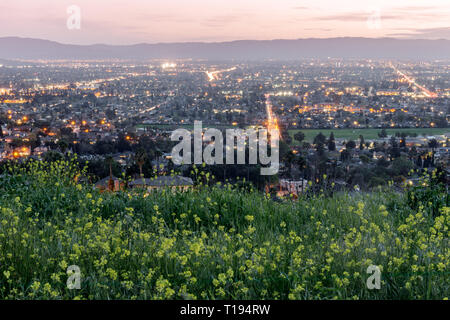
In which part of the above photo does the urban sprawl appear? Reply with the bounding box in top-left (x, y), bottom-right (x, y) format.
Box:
top-left (0, 59), bottom-right (448, 194)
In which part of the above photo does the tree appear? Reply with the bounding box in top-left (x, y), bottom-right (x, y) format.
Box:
top-left (340, 149), bottom-right (351, 162)
top-left (359, 135), bottom-right (365, 150)
top-left (428, 139), bottom-right (439, 151)
top-left (296, 155), bottom-right (306, 170)
top-left (400, 136), bottom-right (406, 148)
top-left (105, 155), bottom-right (115, 191)
top-left (315, 142), bottom-right (326, 158)
top-left (392, 157), bottom-right (414, 176)
top-left (313, 132), bottom-right (326, 145)
top-left (296, 155), bottom-right (308, 188)
top-left (388, 137), bottom-right (401, 160)
top-left (283, 151), bottom-right (296, 178)
top-left (377, 157), bottom-right (390, 167)
top-left (105, 155), bottom-right (114, 178)
top-left (369, 176), bottom-right (386, 188)
top-left (278, 140), bottom-right (291, 164)
top-left (390, 136), bottom-right (397, 147)
top-left (0, 115), bottom-right (5, 138)
top-left (294, 132), bottom-right (305, 144)
top-left (328, 132), bottom-right (336, 151)
top-left (283, 133), bottom-right (292, 145)
top-left (94, 140), bottom-right (114, 155)
top-left (378, 129), bottom-right (387, 138)
top-left (116, 133), bottom-right (132, 152)
top-left (29, 135), bottom-right (41, 152)
top-left (57, 140), bottom-right (69, 154)
top-left (346, 140), bottom-right (356, 150)
top-left (302, 142), bottom-right (311, 150)
top-left (134, 148), bottom-right (147, 178)
top-left (43, 150), bottom-right (63, 162)
top-left (359, 154), bottom-right (371, 163)
top-left (60, 127), bottom-right (74, 140)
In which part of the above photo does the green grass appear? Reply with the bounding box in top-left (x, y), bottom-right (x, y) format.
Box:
top-left (136, 123), bottom-right (235, 130)
top-left (136, 124), bottom-right (194, 129)
top-left (289, 128), bottom-right (449, 143)
top-left (0, 159), bottom-right (448, 300)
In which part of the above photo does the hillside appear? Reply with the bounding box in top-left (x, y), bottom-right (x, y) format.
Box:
top-left (1, 37), bottom-right (450, 60)
top-left (0, 159), bottom-right (448, 299)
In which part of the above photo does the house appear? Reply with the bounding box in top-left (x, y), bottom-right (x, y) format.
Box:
top-left (276, 179), bottom-right (309, 197)
top-left (129, 175), bottom-right (193, 191)
top-left (94, 176), bottom-right (125, 192)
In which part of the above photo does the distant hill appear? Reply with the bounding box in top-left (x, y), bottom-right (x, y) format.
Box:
top-left (0, 57), bottom-right (30, 66)
top-left (0, 37), bottom-right (449, 60)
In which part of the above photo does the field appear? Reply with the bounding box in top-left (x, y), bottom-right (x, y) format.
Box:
top-left (288, 128), bottom-right (449, 143)
top-left (0, 160), bottom-right (448, 300)
top-left (135, 124), bottom-right (449, 143)
top-left (136, 124), bottom-right (195, 130)
top-left (136, 123), bottom-right (235, 130)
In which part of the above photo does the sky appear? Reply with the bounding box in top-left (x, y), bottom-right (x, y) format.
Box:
top-left (0, 0), bottom-right (449, 45)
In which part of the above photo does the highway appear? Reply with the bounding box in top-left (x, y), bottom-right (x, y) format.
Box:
top-left (204, 66), bottom-right (279, 135)
top-left (389, 62), bottom-right (438, 98)
top-left (264, 94), bottom-right (279, 133)
top-left (205, 67), bottom-right (237, 81)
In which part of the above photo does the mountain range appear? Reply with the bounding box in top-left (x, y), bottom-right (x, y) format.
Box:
top-left (0, 37), bottom-right (449, 60)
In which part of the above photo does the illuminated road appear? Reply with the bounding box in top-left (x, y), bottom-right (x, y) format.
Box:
top-left (205, 67), bottom-right (237, 81)
top-left (390, 62), bottom-right (438, 98)
top-left (139, 104), bottom-right (160, 114)
top-left (264, 94), bottom-right (279, 133)
top-left (203, 66), bottom-right (279, 135)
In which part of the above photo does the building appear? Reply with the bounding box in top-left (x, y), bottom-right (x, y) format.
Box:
top-left (129, 175), bottom-right (194, 192)
top-left (94, 176), bottom-right (125, 192)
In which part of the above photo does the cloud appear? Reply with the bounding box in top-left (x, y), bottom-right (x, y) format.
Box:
top-left (395, 6), bottom-right (440, 11)
top-left (132, 13), bottom-right (194, 24)
top-left (201, 15), bottom-right (242, 28)
top-left (292, 6), bottom-right (310, 10)
top-left (311, 5), bottom-right (448, 22)
top-left (315, 13), bottom-right (377, 22)
top-left (304, 28), bottom-right (332, 32)
top-left (314, 12), bottom-right (444, 22)
top-left (388, 27), bottom-right (450, 39)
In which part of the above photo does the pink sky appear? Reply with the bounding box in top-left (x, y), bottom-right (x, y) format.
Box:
top-left (0, 0), bottom-right (449, 44)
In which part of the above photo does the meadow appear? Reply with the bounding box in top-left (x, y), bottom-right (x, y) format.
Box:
top-left (136, 123), bottom-right (235, 130)
top-left (288, 128), bottom-right (449, 143)
top-left (0, 159), bottom-right (448, 300)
